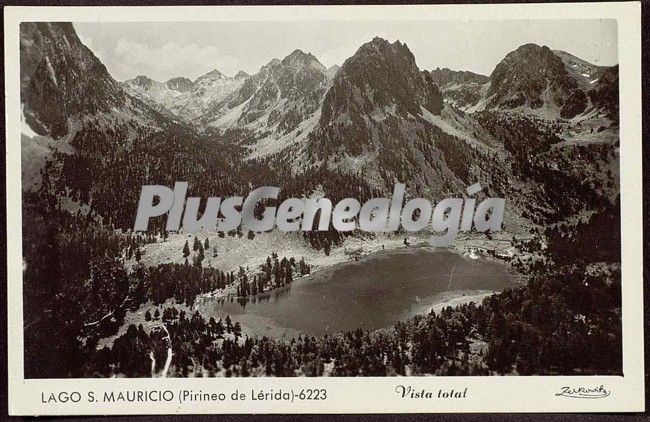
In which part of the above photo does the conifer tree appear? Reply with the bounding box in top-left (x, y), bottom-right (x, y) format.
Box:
top-left (225, 315), bottom-right (232, 333)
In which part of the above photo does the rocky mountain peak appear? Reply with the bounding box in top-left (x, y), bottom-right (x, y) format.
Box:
top-left (307, 35), bottom-right (446, 188)
top-left (490, 43), bottom-right (564, 84)
top-left (129, 75), bottom-right (156, 90)
top-left (356, 37), bottom-right (413, 64)
top-left (225, 49), bottom-right (329, 133)
top-left (487, 43), bottom-right (587, 117)
top-left (284, 48), bottom-right (308, 60)
top-left (234, 70), bottom-right (250, 79)
top-left (319, 36), bottom-right (443, 128)
top-left (194, 69), bottom-right (225, 83)
top-left (281, 49), bottom-right (326, 71)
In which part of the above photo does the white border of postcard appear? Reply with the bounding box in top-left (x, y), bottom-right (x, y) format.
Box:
top-left (5, 2), bottom-right (643, 415)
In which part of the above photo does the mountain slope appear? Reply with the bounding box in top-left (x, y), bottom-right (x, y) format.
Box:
top-left (304, 37), bottom-right (477, 195)
top-left (431, 45), bottom-right (618, 122)
top-left (199, 49), bottom-right (333, 157)
top-left (429, 67), bottom-right (489, 109)
top-left (485, 44), bottom-right (588, 118)
top-left (587, 65), bottom-right (619, 120)
top-left (122, 75), bottom-right (190, 119)
top-left (122, 70), bottom-right (247, 121)
top-left (20, 22), bottom-right (180, 191)
top-left (553, 50), bottom-right (609, 90)
top-left (20, 22), bottom-right (162, 139)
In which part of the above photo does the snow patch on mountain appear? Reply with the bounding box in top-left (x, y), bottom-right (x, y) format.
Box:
top-left (248, 110), bottom-right (321, 159)
top-left (421, 106), bottom-right (475, 144)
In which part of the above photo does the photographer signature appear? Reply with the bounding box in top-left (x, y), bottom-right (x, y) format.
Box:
top-left (555, 385), bottom-right (611, 399)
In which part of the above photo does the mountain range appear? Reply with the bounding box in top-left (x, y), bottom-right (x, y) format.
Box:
top-left (21, 23), bottom-right (618, 148)
top-left (122, 69), bottom-right (248, 121)
top-left (430, 44), bottom-right (618, 120)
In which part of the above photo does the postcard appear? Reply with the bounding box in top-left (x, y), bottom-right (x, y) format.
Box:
top-left (5, 2), bottom-right (644, 415)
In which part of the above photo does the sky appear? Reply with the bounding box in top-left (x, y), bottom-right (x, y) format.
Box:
top-left (75, 20), bottom-right (618, 83)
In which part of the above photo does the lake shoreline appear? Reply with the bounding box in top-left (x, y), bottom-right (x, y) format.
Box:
top-left (102, 235), bottom-right (524, 348)
top-left (423, 289), bottom-right (495, 315)
top-left (200, 246), bottom-right (515, 340)
top-left (227, 289), bottom-right (497, 341)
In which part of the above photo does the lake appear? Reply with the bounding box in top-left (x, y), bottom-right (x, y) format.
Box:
top-left (199, 247), bottom-right (515, 338)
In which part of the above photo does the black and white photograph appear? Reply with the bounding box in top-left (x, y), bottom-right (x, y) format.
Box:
top-left (6, 2), bottom-right (644, 415)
